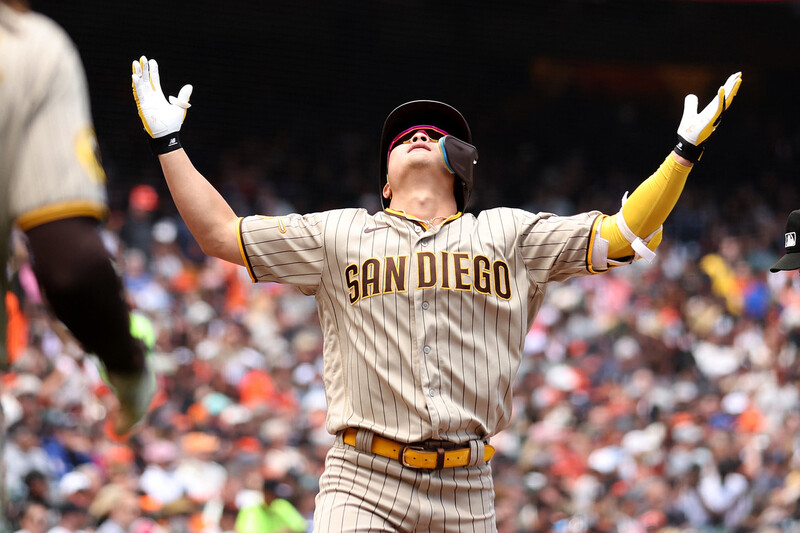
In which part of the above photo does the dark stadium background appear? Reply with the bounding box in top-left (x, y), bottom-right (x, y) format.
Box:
top-left (31, 1), bottom-right (800, 225)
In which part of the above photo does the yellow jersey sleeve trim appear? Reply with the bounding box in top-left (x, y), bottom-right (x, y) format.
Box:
top-left (237, 217), bottom-right (257, 283)
top-left (15, 200), bottom-right (107, 232)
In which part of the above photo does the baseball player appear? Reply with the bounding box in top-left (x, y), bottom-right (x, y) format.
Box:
top-left (131, 55), bottom-right (741, 532)
top-left (0, 0), bottom-right (154, 457)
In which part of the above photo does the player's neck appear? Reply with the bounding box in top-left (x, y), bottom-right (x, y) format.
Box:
top-left (388, 192), bottom-right (458, 225)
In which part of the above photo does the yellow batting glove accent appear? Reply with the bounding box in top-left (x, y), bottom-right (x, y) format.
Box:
top-left (131, 61), bottom-right (154, 138)
top-left (695, 72), bottom-right (743, 145)
top-left (694, 86), bottom-right (726, 146)
top-left (722, 71), bottom-right (742, 108)
top-left (131, 55), bottom-right (192, 139)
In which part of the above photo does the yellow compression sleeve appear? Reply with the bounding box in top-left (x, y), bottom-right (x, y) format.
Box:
top-left (599, 154), bottom-right (693, 259)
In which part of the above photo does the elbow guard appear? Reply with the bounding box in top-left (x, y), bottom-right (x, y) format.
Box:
top-left (615, 192), bottom-right (662, 264)
top-left (590, 194), bottom-right (665, 271)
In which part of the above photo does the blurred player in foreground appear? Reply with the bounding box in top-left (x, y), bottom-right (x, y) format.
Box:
top-left (132, 54), bottom-right (740, 532)
top-left (1, 3), bottom-right (155, 521)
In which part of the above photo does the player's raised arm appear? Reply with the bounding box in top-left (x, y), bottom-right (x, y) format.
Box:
top-left (590, 72), bottom-right (742, 271)
top-left (131, 56), bottom-right (243, 266)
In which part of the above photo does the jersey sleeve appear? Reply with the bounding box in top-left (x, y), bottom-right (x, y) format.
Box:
top-left (239, 213), bottom-right (326, 293)
top-left (516, 209), bottom-right (602, 284)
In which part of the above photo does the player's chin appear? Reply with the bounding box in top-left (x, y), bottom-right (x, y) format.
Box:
top-left (407, 153), bottom-right (445, 172)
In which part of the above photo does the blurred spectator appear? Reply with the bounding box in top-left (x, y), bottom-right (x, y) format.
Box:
top-left (234, 478), bottom-right (306, 533)
top-left (218, 503), bottom-right (239, 533)
top-left (4, 422), bottom-right (53, 501)
top-left (138, 439), bottom-right (183, 507)
top-left (56, 471), bottom-right (93, 511)
top-left (99, 449), bottom-right (135, 489)
top-left (23, 471), bottom-right (52, 507)
top-left (120, 185), bottom-right (159, 260)
top-left (121, 248), bottom-right (172, 314)
top-left (39, 414), bottom-right (92, 481)
top-left (46, 502), bottom-right (89, 533)
top-left (14, 500), bottom-right (50, 533)
top-left (89, 484), bottom-right (140, 533)
top-left (157, 497), bottom-right (199, 533)
top-left (174, 432), bottom-right (227, 504)
top-left (688, 456), bottom-right (752, 529)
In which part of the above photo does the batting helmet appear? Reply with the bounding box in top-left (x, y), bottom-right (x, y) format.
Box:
top-left (379, 100), bottom-right (476, 211)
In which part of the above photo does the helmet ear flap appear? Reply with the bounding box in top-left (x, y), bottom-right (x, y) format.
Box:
top-left (440, 136), bottom-right (478, 210)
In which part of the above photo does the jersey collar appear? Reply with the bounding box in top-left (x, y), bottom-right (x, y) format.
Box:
top-left (384, 208), bottom-right (463, 231)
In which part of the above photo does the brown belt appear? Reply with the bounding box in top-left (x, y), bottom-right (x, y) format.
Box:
top-left (342, 428), bottom-right (495, 469)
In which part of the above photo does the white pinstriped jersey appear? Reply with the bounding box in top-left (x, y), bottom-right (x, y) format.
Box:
top-left (1, 4), bottom-right (107, 364)
top-left (0, 5), bottom-right (107, 232)
top-left (240, 207), bottom-right (601, 444)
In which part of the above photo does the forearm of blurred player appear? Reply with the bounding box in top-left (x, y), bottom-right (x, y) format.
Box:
top-left (157, 149), bottom-right (244, 266)
top-left (26, 218), bottom-right (144, 374)
top-left (598, 151), bottom-right (693, 259)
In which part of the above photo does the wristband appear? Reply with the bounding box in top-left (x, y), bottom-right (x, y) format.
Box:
top-left (674, 135), bottom-right (704, 163)
top-left (148, 133), bottom-right (182, 155)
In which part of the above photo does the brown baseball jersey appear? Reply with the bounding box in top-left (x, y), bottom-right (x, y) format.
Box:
top-left (240, 206), bottom-right (601, 443)
top-left (1, 5), bottom-right (107, 364)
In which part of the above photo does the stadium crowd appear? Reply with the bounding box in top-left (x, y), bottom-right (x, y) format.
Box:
top-left (4, 73), bottom-right (800, 533)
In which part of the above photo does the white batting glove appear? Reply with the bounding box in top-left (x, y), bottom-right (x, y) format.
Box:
top-left (131, 55), bottom-right (193, 154)
top-left (674, 71), bottom-right (742, 163)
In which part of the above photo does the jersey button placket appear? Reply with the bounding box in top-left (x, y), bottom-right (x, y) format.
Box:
top-left (415, 232), bottom-right (442, 429)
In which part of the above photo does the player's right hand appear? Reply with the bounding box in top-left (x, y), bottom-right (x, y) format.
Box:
top-left (132, 56), bottom-right (192, 152)
top-left (674, 71), bottom-right (742, 163)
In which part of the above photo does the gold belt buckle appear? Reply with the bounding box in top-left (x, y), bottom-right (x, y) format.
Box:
top-left (401, 445), bottom-right (448, 469)
top-left (401, 445), bottom-right (429, 469)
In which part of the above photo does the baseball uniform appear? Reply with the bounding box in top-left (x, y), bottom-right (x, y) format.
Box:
top-left (0, 3), bottom-right (107, 366)
top-left (130, 54), bottom-right (739, 531)
top-left (240, 206), bottom-right (601, 532)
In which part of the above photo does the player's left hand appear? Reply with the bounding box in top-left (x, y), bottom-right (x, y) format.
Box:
top-left (674, 71), bottom-right (742, 163)
top-left (132, 56), bottom-right (193, 153)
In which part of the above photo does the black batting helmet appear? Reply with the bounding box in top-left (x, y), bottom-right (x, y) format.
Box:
top-left (379, 100), bottom-right (475, 211)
